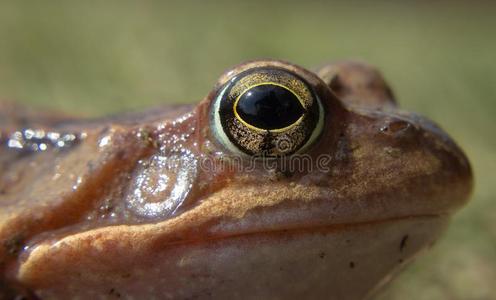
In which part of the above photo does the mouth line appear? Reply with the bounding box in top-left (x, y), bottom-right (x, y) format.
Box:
top-left (20, 214), bottom-right (443, 257)
top-left (16, 214), bottom-right (444, 269)
top-left (163, 213), bottom-right (442, 247)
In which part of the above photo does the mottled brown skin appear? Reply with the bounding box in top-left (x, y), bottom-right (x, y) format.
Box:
top-left (0, 60), bottom-right (472, 299)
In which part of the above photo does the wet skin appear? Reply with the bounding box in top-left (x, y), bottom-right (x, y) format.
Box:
top-left (0, 60), bottom-right (472, 299)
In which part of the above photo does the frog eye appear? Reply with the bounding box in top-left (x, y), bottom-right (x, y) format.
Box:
top-left (210, 67), bottom-right (324, 156)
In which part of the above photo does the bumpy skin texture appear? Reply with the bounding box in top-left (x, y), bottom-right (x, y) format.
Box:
top-left (0, 60), bottom-right (472, 299)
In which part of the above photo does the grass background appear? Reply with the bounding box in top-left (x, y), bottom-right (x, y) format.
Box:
top-left (0, 1), bottom-right (494, 299)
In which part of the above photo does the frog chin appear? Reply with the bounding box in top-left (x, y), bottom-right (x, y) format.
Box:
top-left (174, 215), bottom-right (449, 300)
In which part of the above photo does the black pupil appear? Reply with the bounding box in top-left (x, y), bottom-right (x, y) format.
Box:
top-left (235, 84), bottom-right (305, 130)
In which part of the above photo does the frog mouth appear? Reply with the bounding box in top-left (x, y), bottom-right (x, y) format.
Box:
top-left (157, 213), bottom-right (445, 247)
top-left (20, 213), bottom-right (445, 267)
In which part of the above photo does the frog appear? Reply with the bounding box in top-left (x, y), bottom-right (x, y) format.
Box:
top-left (0, 59), bottom-right (472, 299)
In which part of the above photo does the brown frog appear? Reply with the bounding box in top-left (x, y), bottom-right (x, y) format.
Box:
top-left (0, 60), bottom-right (472, 299)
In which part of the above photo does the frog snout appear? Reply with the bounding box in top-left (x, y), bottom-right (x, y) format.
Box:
top-left (383, 112), bottom-right (473, 213)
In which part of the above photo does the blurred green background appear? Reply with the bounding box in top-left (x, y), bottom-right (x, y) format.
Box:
top-left (0, 1), bottom-right (494, 299)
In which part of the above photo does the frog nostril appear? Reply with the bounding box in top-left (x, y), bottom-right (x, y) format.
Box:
top-left (380, 120), bottom-right (412, 136)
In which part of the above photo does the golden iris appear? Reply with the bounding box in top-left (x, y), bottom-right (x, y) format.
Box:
top-left (211, 67), bottom-right (324, 157)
